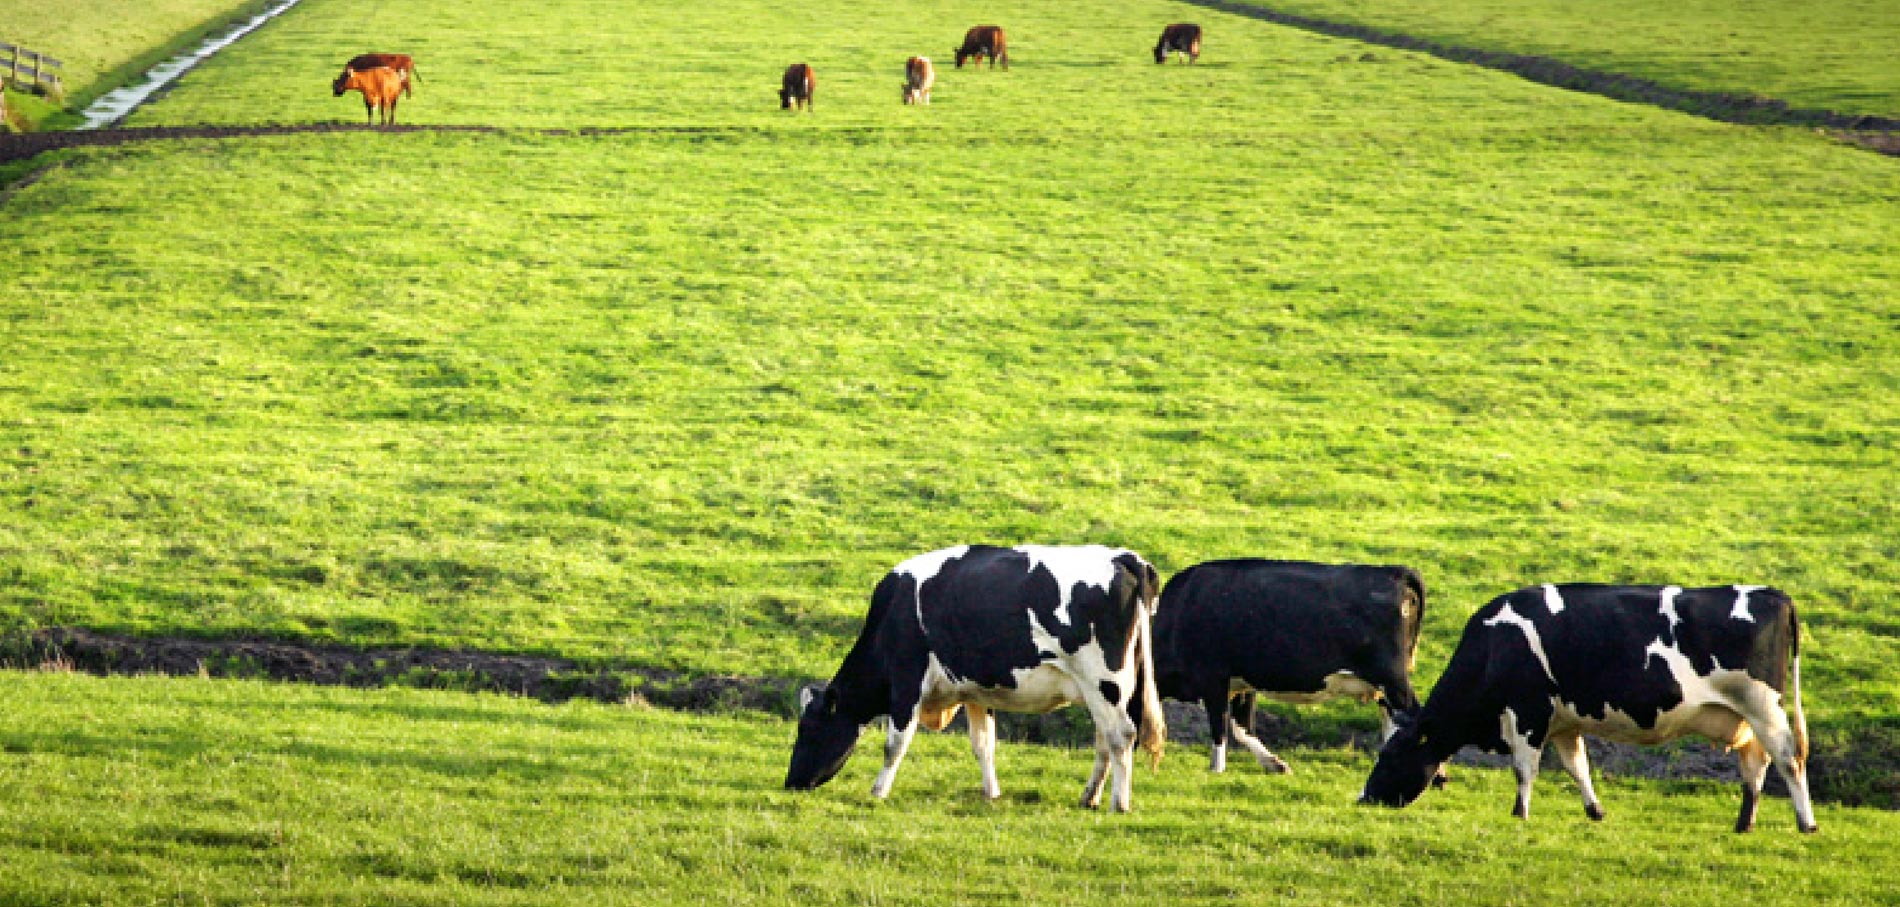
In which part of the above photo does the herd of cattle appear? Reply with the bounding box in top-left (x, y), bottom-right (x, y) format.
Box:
top-left (330, 23), bottom-right (1205, 123)
top-left (785, 545), bottom-right (1818, 834)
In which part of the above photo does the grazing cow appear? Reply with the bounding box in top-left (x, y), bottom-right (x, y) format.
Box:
top-left (1154, 560), bottom-right (1427, 775)
top-left (1154, 24), bottom-right (1202, 64)
top-left (335, 53), bottom-right (419, 98)
top-left (903, 56), bottom-right (936, 105)
top-left (954, 26), bottom-right (1008, 69)
top-left (785, 545), bottom-right (1166, 812)
top-left (779, 62), bottom-right (815, 111)
top-left (1361, 584), bottom-right (1816, 834)
top-left (333, 66), bottom-right (405, 125)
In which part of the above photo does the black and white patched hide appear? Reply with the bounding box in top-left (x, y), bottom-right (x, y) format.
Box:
top-left (784, 544), bottom-right (1165, 812)
top-left (1154, 559), bottom-right (1426, 775)
top-left (1361, 584), bottom-right (1815, 833)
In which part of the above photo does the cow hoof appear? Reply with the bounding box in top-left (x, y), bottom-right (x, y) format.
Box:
top-left (1735, 819), bottom-right (1754, 834)
top-left (1585, 804), bottom-right (1605, 822)
top-left (1800, 823), bottom-right (1819, 835)
top-left (1260, 757), bottom-right (1291, 774)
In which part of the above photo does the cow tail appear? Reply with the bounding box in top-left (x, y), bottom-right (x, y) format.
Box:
top-left (1133, 562), bottom-right (1166, 769)
top-left (1789, 602), bottom-right (1809, 764)
top-left (1401, 567), bottom-right (1427, 674)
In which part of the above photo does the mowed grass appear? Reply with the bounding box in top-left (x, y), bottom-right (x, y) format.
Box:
top-left (1234, 0), bottom-right (1900, 119)
top-left (0, 0), bottom-right (273, 125)
top-left (5, 0), bottom-right (1899, 715)
top-left (1, 673), bottom-right (1894, 906)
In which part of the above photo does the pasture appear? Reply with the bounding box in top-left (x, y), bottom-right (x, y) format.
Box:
top-left (1, 0), bottom-right (1898, 898)
top-left (3, 672), bottom-right (1897, 906)
top-left (1231, 0), bottom-right (1900, 119)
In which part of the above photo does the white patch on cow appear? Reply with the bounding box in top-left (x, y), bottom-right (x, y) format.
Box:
top-left (1234, 670), bottom-right (1380, 706)
top-left (1541, 584), bottom-right (1565, 615)
top-left (1658, 585), bottom-right (1683, 635)
top-left (1731, 585), bottom-right (1764, 622)
top-left (1014, 544), bottom-right (1127, 626)
top-left (896, 545), bottom-right (970, 633)
top-left (1482, 603), bottom-right (1555, 682)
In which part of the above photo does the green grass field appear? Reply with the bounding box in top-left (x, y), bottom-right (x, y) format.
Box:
top-left (2, 0), bottom-right (1898, 896)
top-left (1236, 0), bottom-right (1900, 119)
top-left (3, 673), bottom-right (1894, 906)
top-left (0, 0), bottom-right (274, 128)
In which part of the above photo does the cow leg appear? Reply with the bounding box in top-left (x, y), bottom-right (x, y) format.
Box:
top-left (1744, 711), bottom-right (1818, 833)
top-left (1734, 738), bottom-right (1770, 833)
top-left (363, 99), bottom-right (373, 125)
top-left (966, 704), bottom-right (1001, 800)
top-left (1201, 689), bottom-right (1231, 773)
top-left (1501, 708), bottom-right (1544, 819)
top-left (1226, 693), bottom-right (1291, 774)
top-left (1550, 732), bottom-right (1604, 821)
top-left (870, 707), bottom-right (921, 799)
top-left (1080, 688), bottom-right (1138, 812)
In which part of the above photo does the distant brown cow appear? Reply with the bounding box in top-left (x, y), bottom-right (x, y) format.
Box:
top-left (903, 56), bottom-right (935, 105)
top-left (954, 26), bottom-right (1007, 69)
top-left (780, 63), bottom-right (815, 111)
top-left (335, 53), bottom-right (419, 98)
top-left (1154, 24), bottom-right (1202, 64)
top-left (334, 66), bottom-right (405, 125)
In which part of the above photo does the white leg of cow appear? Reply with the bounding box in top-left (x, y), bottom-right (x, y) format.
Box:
top-left (966, 704), bottom-right (1001, 800)
top-left (1080, 692), bottom-right (1138, 812)
top-left (1501, 709), bottom-right (1542, 820)
top-left (1227, 718), bottom-right (1291, 774)
top-left (1734, 738), bottom-right (1771, 833)
top-left (1549, 732), bottom-right (1604, 821)
top-left (1081, 746), bottom-right (1110, 809)
top-left (1208, 738), bottom-right (1227, 774)
top-left (1732, 686), bottom-right (1818, 833)
top-left (870, 708), bottom-right (921, 799)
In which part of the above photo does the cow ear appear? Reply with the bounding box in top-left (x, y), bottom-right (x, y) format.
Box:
top-left (798, 685), bottom-right (822, 712)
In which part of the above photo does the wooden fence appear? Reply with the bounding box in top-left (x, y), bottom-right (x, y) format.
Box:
top-left (0, 41), bottom-right (64, 97)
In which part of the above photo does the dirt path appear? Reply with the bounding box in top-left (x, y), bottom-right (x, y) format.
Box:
top-left (11, 626), bottom-right (1893, 807)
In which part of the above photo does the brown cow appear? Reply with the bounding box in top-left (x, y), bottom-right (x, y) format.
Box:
top-left (335, 53), bottom-right (420, 98)
top-left (902, 56), bottom-right (935, 105)
top-left (1154, 24), bottom-right (1202, 64)
top-left (780, 63), bottom-right (815, 111)
top-left (334, 66), bottom-right (405, 125)
top-left (954, 26), bottom-right (1007, 69)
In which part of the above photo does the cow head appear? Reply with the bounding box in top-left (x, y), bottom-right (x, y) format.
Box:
top-left (784, 685), bottom-right (860, 790)
top-left (779, 87), bottom-right (792, 110)
top-left (1359, 711), bottom-right (1445, 807)
top-left (1153, 43), bottom-right (1169, 64)
top-left (332, 67), bottom-right (354, 97)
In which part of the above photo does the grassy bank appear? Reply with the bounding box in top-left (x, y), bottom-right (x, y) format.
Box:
top-left (0, 0), bottom-right (278, 129)
top-left (1225, 0), bottom-right (1900, 119)
top-left (1, 673), bottom-right (1892, 906)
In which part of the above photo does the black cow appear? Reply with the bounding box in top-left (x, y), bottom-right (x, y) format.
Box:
top-left (1362, 584), bottom-right (1816, 834)
top-left (954, 25), bottom-right (1008, 70)
top-left (1154, 23), bottom-right (1202, 64)
top-left (1153, 560), bottom-right (1426, 774)
top-left (785, 545), bottom-right (1166, 812)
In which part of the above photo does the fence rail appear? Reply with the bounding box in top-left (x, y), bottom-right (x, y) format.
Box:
top-left (0, 41), bottom-right (65, 97)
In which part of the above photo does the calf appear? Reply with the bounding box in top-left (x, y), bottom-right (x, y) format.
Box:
top-left (338, 53), bottom-right (419, 98)
top-left (1361, 584), bottom-right (1816, 833)
top-left (903, 56), bottom-right (935, 105)
top-left (954, 26), bottom-right (1008, 69)
top-left (1154, 24), bottom-right (1202, 64)
top-left (785, 545), bottom-right (1166, 812)
top-left (332, 66), bottom-right (405, 125)
top-left (1154, 559), bottom-right (1426, 774)
top-left (779, 62), bottom-right (815, 111)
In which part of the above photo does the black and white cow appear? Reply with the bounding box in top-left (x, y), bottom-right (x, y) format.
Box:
top-left (1153, 559), bottom-right (1427, 774)
top-left (1361, 584), bottom-right (1816, 833)
top-left (785, 545), bottom-right (1166, 812)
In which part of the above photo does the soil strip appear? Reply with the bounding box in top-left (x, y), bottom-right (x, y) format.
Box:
top-left (11, 626), bottom-right (1893, 807)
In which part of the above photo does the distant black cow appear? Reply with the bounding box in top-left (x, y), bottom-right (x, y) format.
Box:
top-left (1154, 24), bottom-right (1202, 64)
top-left (1153, 559), bottom-right (1426, 775)
top-left (955, 25), bottom-right (1008, 69)
top-left (1362, 584), bottom-right (1816, 833)
top-left (785, 545), bottom-right (1166, 812)
top-left (779, 62), bottom-right (815, 111)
